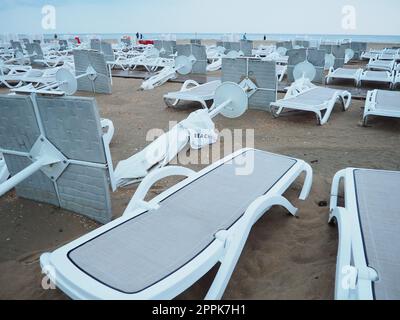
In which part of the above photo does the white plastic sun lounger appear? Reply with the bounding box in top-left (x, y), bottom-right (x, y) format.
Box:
top-left (326, 68), bottom-right (362, 86)
top-left (163, 80), bottom-right (221, 108)
top-left (270, 79), bottom-right (352, 125)
top-left (329, 168), bottom-right (400, 300)
top-left (0, 67), bottom-right (60, 89)
top-left (360, 51), bottom-right (379, 61)
top-left (40, 148), bottom-right (312, 300)
top-left (366, 58), bottom-right (395, 72)
top-left (379, 53), bottom-right (398, 61)
top-left (359, 70), bottom-right (394, 88)
top-left (362, 90), bottom-right (400, 126)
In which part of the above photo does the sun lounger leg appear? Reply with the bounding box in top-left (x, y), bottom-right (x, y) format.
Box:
top-left (299, 163), bottom-right (313, 200)
top-left (329, 169), bottom-right (346, 220)
top-left (340, 91), bottom-right (352, 111)
top-left (362, 90), bottom-right (375, 127)
top-left (330, 207), bottom-right (353, 300)
top-left (205, 195), bottom-right (297, 300)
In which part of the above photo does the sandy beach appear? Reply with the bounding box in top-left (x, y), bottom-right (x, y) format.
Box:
top-left (1, 40), bottom-right (400, 300)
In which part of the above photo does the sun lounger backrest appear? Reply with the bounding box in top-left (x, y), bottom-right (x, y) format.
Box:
top-left (320, 44), bottom-right (346, 69)
top-left (190, 39), bottom-right (201, 45)
top-left (99, 41), bottom-right (115, 62)
top-left (31, 42), bottom-right (44, 60)
top-left (0, 94), bottom-right (112, 223)
top-left (176, 44), bottom-right (207, 74)
top-left (154, 40), bottom-right (176, 58)
top-left (10, 41), bottom-right (23, 54)
top-left (216, 41), bottom-right (227, 53)
top-left (354, 169), bottom-right (400, 299)
top-left (294, 40), bottom-right (310, 48)
top-left (90, 39), bottom-right (101, 51)
top-left (350, 42), bottom-right (367, 60)
top-left (287, 48), bottom-right (325, 83)
top-left (25, 43), bottom-right (37, 64)
top-left (276, 41), bottom-right (293, 50)
top-left (121, 38), bottom-right (131, 47)
top-left (239, 40), bottom-right (253, 56)
top-left (216, 41), bottom-right (253, 56)
top-left (332, 45), bottom-right (346, 68)
top-left (73, 49), bottom-right (112, 94)
top-left (222, 57), bottom-right (277, 111)
top-left (90, 40), bottom-right (115, 62)
top-left (59, 40), bottom-right (68, 51)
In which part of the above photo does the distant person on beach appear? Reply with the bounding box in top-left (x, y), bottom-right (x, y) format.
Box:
top-left (54, 34), bottom-right (58, 40)
top-left (136, 32), bottom-right (139, 40)
top-left (263, 35), bottom-right (266, 41)
top-left (140, 33), bottom-right (143, 39)
top-left (243, 33), bottom-right (247, 40)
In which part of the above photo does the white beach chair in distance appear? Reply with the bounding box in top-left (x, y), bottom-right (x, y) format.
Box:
top-left (366, 58), bottom-right (395, 72)
top-left (141, 44), bottom-right (207, 90)
top-left (0, 67), bottom-right (62, 89)
top-left (362, 90), bottom-right (400, 126)
top-left (40, 148), bottom-right (312, 300)
top-left (163, 80), bottom-right (222, 108)
top-left (360, 50), bottom-right (379, 61)
top-left (326, 67), bottom-right (362, 86)
top-left (270, 63), bottom-right (352, 125)
top-left (359, 70), bottom-right (394, 89)
top-left (329, 168), bottom-right (400, 300)
top-left (261, 53), bottom-right (288, 82)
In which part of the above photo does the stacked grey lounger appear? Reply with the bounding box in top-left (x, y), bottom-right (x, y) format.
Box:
top-left (222, 57), bottom-right (277, 112)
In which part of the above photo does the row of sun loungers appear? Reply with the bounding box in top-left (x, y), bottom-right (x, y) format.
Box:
top-left (0, 86), bottom-right (397, 299)
top-left (1, 37), bottom-right (399, 300)
top-left (326, 66), bottom-right (399, 88)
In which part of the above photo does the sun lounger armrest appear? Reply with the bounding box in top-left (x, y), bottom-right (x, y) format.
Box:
top-left (124, 166), bottom-right (196, 215)
top-left (330, 207), bottom-right (353, 300)
top-left (100, 118), bottom-right (114, 145)
top-left (181, 79), bottom-right (200, 92)
top-left (206, 195), bottom-right (298, 299)
top-left (329, 169), bottom-right (347, 212)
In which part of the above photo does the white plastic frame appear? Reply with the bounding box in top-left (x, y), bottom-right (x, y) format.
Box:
top-left (40, 148), bottom-right (312, 300)
top-left (329, 168), bottom-right (380, 300)
top-left (270, 80), bottom-right (352, 125)
top-left (163, 80), bottom-right (222, 109)
top-left (326, 67), bottom-right (362, 86)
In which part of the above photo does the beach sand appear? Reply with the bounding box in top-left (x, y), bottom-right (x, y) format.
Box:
top-left (1, 44), bottom-right (400, 300)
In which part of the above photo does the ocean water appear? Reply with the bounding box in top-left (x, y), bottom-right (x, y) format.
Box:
top-left (41, 33), bottom-right (400, 44)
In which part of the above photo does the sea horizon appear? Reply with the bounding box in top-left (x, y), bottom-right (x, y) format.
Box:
top-left (7, 32), bottom-right (400, 44)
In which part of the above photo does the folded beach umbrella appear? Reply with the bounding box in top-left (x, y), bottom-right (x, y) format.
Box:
top-left (114, 109), bottom-right (217, 187)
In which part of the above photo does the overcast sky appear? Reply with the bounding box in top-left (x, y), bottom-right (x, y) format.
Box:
top-left (1, 0), bottom-right (399, 35)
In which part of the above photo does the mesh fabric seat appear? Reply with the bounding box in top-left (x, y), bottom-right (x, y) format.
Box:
top-left (354, 169), bottom-right (400, 299)
top-left (68, 150), bottom-right (297, 294)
